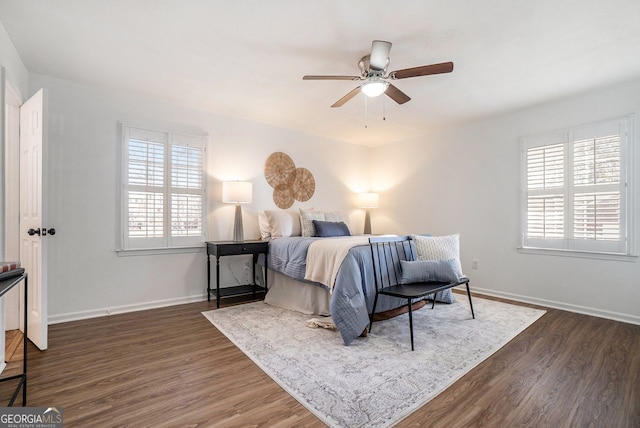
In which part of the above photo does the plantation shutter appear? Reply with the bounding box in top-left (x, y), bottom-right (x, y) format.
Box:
top-left (128, 140), bottom-right (164, 238)
top-left (526, 143), bottom-right (564, 241)
top-left (122, 126), bottom-right (206, 250)
top-left (521, 117), bottom-right (630, 255)
top-left (170, 134), bottom-right (205, 245)
top-left (573, 136), bottom-right (621, 242)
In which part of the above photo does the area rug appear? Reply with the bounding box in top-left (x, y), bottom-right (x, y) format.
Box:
top-left (203, 297), bottom-right (545, 427)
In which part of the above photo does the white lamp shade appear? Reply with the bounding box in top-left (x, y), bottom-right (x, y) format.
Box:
top-left (358, 192), bottom-right (379, 208)
top-left (222, 181), bottom-right (253, 204)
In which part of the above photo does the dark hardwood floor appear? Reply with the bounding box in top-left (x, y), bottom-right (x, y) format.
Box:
top-left (0, 293), bottom-right (638, 427)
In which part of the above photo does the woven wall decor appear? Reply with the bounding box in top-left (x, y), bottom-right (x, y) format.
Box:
top-left (288, 167), bottom-right (315, 202)
top-left (264, 152), bottom-right (315, 209)
top-left (273, 184), bottom-right (295, 209)
top-left (264, 152), bottom-right (296, 188)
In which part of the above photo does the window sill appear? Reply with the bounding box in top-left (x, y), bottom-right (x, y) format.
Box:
top-left (517, 247), bottom-right (637, 262)
top-left (116, 245), bottom-right (205, 257)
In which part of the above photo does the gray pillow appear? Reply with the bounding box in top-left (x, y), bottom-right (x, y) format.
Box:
top-left (312, 220), bottom-right (351, 237)
top-left (399, 259), bottom-right (459, 284)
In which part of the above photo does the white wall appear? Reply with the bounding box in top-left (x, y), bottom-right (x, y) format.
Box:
top-left (28, 73), bottom-right (371, 322)
top-left (0, 20), bottom-right (28, 99)
top-left (372, 77), bottom-right (640, 324)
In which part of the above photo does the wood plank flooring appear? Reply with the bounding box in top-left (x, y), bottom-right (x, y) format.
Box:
top-left (0, 294), bottom-right (638, 427)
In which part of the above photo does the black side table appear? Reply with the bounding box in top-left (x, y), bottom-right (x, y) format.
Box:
top-left (206, 240), bottom-right (269, 308)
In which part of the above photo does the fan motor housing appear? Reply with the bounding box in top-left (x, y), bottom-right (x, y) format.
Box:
top-left (358, 55), bottom-right (389, 77)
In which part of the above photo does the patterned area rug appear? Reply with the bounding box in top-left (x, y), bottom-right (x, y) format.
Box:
top-left (203, 297), bottom-right (545, 427)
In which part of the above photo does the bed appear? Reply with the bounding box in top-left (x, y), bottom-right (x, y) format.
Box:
top-left (258, 209), bottom-right (459, 345)
top-left (263, 235), bottom-right (456, 345)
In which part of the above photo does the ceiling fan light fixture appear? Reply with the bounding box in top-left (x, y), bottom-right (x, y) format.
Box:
top-left (303, 40), bottom-right (453, 107)
top-left (361, 80), bottom-right (388, 97)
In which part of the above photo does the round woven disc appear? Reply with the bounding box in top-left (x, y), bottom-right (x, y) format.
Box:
top-left (288, 167), bottom-right (315, 202)
top-left (273, 183), bottom-right (294, 209)
top-left (264, 152), bottom-right (296, 188)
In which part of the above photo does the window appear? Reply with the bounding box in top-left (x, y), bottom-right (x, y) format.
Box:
top-left (521, 116), bottom-right (632, 256)
top-left (121, 125), bottom-right (207, 251)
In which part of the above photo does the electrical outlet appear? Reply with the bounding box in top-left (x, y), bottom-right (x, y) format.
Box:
top-left (472, 259), bottom-right (479, 269)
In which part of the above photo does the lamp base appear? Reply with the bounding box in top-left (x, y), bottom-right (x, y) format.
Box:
top-left (233, 204), bottom-right (244, 242)
top-left (363, 209), bottom-right (372, 235)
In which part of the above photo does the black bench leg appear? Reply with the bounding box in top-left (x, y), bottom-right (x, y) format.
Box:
top-left (408, 299), bottom-right (415, 351)
top-left (466, 281), bottom-right (475, 319)
top-left (369, 292), bottom-right (380, 333)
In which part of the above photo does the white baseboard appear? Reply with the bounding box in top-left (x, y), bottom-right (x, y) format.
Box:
top-left (47, 294), bottom-right (208, 325)
top-left (49, 287), bottom-right (640, 327)
top-left (468, 286), bottom-right (640, 326)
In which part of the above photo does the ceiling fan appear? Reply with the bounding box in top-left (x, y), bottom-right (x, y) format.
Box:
top-left (303, 40), bottom-right (453, 107)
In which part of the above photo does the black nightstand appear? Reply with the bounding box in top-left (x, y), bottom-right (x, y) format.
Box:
top-left (206, 240), bottom-right (269, 308)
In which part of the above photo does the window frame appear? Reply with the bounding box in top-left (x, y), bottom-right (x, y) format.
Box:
top-left (118, 124), bottom-right (208, 254)
top-left (519, 115), bottom-right (635, 258)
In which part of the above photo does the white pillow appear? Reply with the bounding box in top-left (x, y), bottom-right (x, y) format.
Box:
top-left (323, 211), bottom-right (342, 222)
top-left (299, 208), bottom-right (325, 237)
top-left (264, 210), bottom-right (301, 238)
top-left (411, 234), bottom-right (464, 278)
top-left (258, 211), bottom-right (271, 239)
top-left (324, 211), bottom-right (352, 234)
top-left (300, 208), bottom-right (324, 236)
top-left (300, 209), bottom-right (353, 237)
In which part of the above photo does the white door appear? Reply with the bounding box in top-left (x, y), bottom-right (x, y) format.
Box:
top-left (19, 88), bottom-right (47, 350)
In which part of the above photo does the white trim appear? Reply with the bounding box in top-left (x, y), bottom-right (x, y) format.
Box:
top-left (118, 120), bottom-right (209, 140)
top-left (517, 246), bottom-right (638, 261)
top-left (1, 67), bottom-right (6, 261)
top-left (3, 74), bottom-right (24, 331)
top-left (48, 284), bottom-right (640, 334)
top-left (47, 293), bottom-right (209, 324)
top-left (468, 286), bottom-right (640, 326)
top-left (3, 73), bottom-right (23, 106)
top-left (116, 244), bottom-right (205, 257)
top-left (625, 118), bottom-right (636, 256)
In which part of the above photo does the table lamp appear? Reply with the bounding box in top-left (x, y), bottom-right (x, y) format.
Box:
top-left (358, 192), bottom-right (379, 235)
top-left (222, 181), bottom-right (253, 242)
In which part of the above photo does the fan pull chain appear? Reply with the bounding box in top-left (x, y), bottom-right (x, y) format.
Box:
top-left (382, 95), bottom-right (386, 121)
top-left (364, 95), bottom-right (368, 129)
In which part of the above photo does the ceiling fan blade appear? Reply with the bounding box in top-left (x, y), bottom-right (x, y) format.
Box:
top-left (369, 40), bottom-right (392, 71)
top-left (303, 75), bottom-right (361, 80)
top-left (390, 61), bottom-right (454, 79)
top-left (385, 84), bottom-right (411, 105)
top-left (331, 86), bottom-right (362, 107)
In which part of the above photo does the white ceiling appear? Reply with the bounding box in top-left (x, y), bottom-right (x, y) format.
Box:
top-left (1, 0), bottom-right (640, 147)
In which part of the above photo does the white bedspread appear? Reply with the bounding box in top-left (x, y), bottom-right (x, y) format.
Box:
top-left (304, 236), bottom-right (370, 292)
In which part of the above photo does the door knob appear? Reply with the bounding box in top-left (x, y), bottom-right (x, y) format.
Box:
top-left (47, 228), bottom-right (56, 236)
top-left (27, 228), bottom-right (41, 236)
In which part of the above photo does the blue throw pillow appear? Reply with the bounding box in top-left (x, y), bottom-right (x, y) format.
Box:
top-left (312, 220), bottom-right (351, 237)
top-left (399, 259), bottom-right (459, 284)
